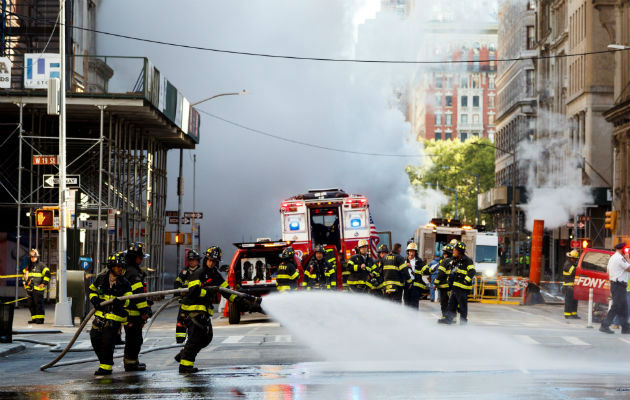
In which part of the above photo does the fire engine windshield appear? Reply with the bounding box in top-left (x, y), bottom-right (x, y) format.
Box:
top-left (310, 207), bottom-right (340, 248)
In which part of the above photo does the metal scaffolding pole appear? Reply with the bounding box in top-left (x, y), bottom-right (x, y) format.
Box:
top-left (15, 102), bottom-right (24, 302)
top-left (176, 148), bottom-right (183, 272)
top-left (95, 105), bottom-right (105, 276)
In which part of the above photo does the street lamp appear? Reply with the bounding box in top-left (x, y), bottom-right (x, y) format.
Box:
top-left (174, 90), bottom-right (248, 269)
top-left (472, 141), bottom-right (518, 273)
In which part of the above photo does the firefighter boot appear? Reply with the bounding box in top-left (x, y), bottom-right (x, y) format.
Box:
top-left (174, 352), bottom-right (181, 363)
top-left (124, 358), bottom-right (147, 371)
top-left (437, 317), bottom-right (453, 325)
top-left (94, 367), bottom-right (113, 377)
top-left (179, 365), bottom-right (200, 374)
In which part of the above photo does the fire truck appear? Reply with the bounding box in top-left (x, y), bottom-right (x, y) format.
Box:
top-left (280, 188), bottom-right (373, 261)
top-left (413, 218), bottom-right (478, 265)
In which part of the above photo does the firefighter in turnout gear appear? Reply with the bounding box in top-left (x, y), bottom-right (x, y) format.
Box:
top-left (325, 247), bottom-right (338, 289)
top-left (303, 246), bottom-right (335, 290)
top-left (346, 240), bottom-right (377, 293)
top-left (173, 253), bottom-right (194, 343)
top-left (23, 249), bottom-right (50, 324)
top-left (439, 241), bottom-right (476, 325)
top-left (563, 250), bottom-right (580, 319)
top-left (371, 244), bottom-right (390, 296)
top-left (123, 242), bottom-right (152, 372)
top-left (381, 248), bottom-right (412, 302)
top-left (434, 244), bottom-right (454, 318)
top-left (89, 252), bottom-right (132, 376)
top-left (405, 243), bottom-right (428, 309)
top-left (276, 247), bottom-right (299, 291)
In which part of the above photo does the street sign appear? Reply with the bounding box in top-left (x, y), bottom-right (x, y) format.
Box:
top-left (184, 212), bottom-right (203, 219)
top-left (168, 217), bottom-right (179, 224)
top-left (43, 174), bottom-right (80, 188)
top-left (79, 256), bottom-right (93, 270)
top-left (33, 155), bottom-right (58, 165)
top-left (181, 217), bottom-right (191, 225)
top-left (78, 220), bottom-right (106, 230)
top-left (165, 210), bottom-right (178, 217)
top-left (570, 240), bottom-right (580, 248)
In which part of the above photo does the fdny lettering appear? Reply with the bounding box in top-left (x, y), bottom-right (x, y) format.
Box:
top-left (575, 276), bottom-right (610, 289)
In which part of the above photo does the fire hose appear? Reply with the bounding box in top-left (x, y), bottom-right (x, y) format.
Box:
top-left (40, 286), bottom-right (260, 371)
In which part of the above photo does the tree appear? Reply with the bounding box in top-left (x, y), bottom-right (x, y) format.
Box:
top-left (406, 138), bottom-right (495, 224)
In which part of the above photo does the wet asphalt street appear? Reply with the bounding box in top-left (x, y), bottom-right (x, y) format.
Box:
top-left (1, 301), bottom-right (629, 399)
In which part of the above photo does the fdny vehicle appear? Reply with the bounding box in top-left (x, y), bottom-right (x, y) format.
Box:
top-left (280, 188), bottom-right (372, 261)
top-left (573, 247), bottom-right (614, 304)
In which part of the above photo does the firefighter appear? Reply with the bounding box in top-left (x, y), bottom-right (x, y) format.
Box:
top-left (371, 244), bottom-right (390, 296)
top-left (173, 254), bottom-right (193, 343)
top-left (276, 247), bottom-right (299, 291)
top-left (23, 249), bottom-right (50, 324)
top-left (324, 247), bottom-right (338, 289)
top-left (438, 241), bottom-right (476, 325)
top-left (405, 243), bottom-right (427, 309)
top-left (346, 240), bottom-right (377, 294)
top-left (89, 252), bottom-right (132, 376)
top-left (123, 242), bottom-right (152, 372)
top-left (434, 244), bottom-right (454, 318)
top-left (562, 250), bottom-right (580, 319)
top-left (381, 247), bottom-right (411, 302)
top-left (303, 246), bottom-right (334, 290)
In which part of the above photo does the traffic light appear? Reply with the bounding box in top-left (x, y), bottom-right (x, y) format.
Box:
top-left (175, 233), bottom-right (185, 244)
top-left (605, 210), bottom-right (618, 234)
top-left (581, 239), bottom-right (591, 249)
top-left (35, 209), bottom-right (55, 228)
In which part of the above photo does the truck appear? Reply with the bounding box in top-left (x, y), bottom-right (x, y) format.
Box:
top-left (414, 218), bottom-right (478, 264)
top-left (280, 188), bottom-right (375, 261)
top-left (474, 232), bottom-right (499, 277)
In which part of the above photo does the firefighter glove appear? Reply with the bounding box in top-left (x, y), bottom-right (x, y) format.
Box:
top-left (90, 296), bottom-right (103, 310)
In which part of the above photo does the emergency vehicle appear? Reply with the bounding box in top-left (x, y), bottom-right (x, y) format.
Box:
top-left (414, 218), bottom-right (478, 263)
top-left (280, 188), bottom-right (373, 261)
top-left (573, 247), bottom-right (613, 304)
top-left (475, 232), bottom-right (499, 277)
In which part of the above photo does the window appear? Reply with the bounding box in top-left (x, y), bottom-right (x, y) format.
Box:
top-left (527, 0), bottom-right (535, 10)
top-left (526, 70), bottom-right (536, 96)
top-left (445, 114), bottom-right (452, 126)
top-left (527, 26), bottom-right (536, 50)
top-left (435, 76), bottom-right (443, 88)
top-left (472, 75), bottom-right (480, 88)
top-left (488, 114), bottom-right (495, 125)
top-left (488, 75), bottom-right (495, 89)
top-left (461, 114), bottom-right (468, 124)
top-left (435, 132), bottom-right (442, 140)
top-left (473, 96), bottom-right (480, 107)
top-left (472, 131), bottom-right (479, 137)
top-left (445, 77), bottom-right (452, 89)
top-left (580, 251), bottom-right (611, 274)
top-left (460, 76), bottom-right (468, 88)
top-left (472, 114), bottom-right (480, 124)
top-left (445, 95), bottom-right (452, 107)
top-left (435, 113), bottom-right (442, 125)
top-left (460, 132), bottom-right (468, 142)
top-left (445, 132), bottom-right (452, 140)
top-left (461, 96), bottom-right (468, 107)
top-left (488, 96), bottom-right (495, 108)
top-left (435, 94), bottom-right (442, 106)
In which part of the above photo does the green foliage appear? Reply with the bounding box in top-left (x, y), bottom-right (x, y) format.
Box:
top-left (406, 138), bottom-right (495, 224)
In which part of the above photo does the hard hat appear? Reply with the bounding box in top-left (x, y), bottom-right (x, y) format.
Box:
top-left (205, 246), bottom-right (223, 261)
top-left (187, 250), bottom-right (201, 261)
top-left (442, 244), bottom-right (453, 254)
top-left (454, 241), bottom-right (466, 253)
top-left (314, 245), bottom-right (325, 254)
top-left (357, 239), bottom-right (369, 248)
top-left (29, 249), bottom-right (40, 258)
top-left (281, 246), bottom-right (295, 260)
top-left (449, 239), bottom-right (459, 245)
top-left (377, 244), bottom-right (389, 253)
top-left (566, 250), bottom-right (579, 259)
top-left (407, 243), bottom-right (418, 252)
top-left (126, 242), bottom-right (145, 263)
top-left (107, 251), bottom-right (125, 269)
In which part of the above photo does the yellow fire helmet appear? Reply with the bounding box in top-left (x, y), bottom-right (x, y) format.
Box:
top-left (566, 249), bottom-right (580, 259)
top-left (357, 239), bottom-right (369, 248)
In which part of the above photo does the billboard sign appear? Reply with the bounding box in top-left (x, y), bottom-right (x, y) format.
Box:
top-left (24, 53), bottom-right (61, 89)
top-left (0, 57), bottom-right (11, 89)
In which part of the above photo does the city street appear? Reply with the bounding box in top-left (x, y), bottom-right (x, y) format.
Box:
top-left (1, 299), bottom-right (629, 399)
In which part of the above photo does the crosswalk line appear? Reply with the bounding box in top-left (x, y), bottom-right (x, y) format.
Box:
top-left (561, 336), bottom-right (589, 346)
top-left (275, 335), bottom-right (292, 343)
top-left (619, 338), bottom-right (630, 344)
top-left (222, 335), bottom-right (244, 344)
top-left (515, 335), bottom-right (540, 345)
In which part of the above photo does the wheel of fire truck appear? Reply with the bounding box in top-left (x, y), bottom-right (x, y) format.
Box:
top-left (228, 300), bottom-right (241, 324)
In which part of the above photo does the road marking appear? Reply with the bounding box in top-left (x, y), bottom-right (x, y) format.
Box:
top-left (619, 338), bottom-right (630, 344)
top-left (561, 336), bottom-right (589, 346)
top-left (514, 335), bottom-right (540, 345)
top-left (222, 335), bottom-right (244, 344)
top-left (275, 335), bottom-right (292, 343)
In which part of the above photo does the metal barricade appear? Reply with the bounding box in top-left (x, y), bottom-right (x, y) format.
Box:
top-left (472, 276), bottom-right (528, 305)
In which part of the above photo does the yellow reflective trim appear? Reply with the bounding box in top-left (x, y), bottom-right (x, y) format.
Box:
top-left (199, 289), bottom-right (207, 298)
top-left (413, 282), bottom-right (427, 288)
top-left (277, 285), bottom-right (292, 291)
top-left (29, 273), bottom-right (43, 277)
top-left (220, 281), bottom-right (229, 288)
top-left (398, 264), bottom-right (408, 271)
top-left (180, 359), bottom-right (194, 367)
top-left (289, 272), bottom-right (299, 280)
top-left (89, 284), bottom-right (97, 291)
top-left (229, 294), bottom-right (237, 302)
top-left (127, 310), bottom-right (140, 316)
top-left (89, 293), bottom-right (98, 299)
top-left (331, 281), bottom-right (337, 286)
top-left (181, 304), bottom-right (208, 312)
top-left (301, 282), bottom-right (308, 286)
top-left (465, 276), bottom-right (472, 282)
top-left (42, 268), bottom-right (50, 274)
top-left (33, 286), bottom-right (46, 291)
top-left (131, 282), bottom-right (144, 291)
top-left (347, 280), bottom-right (366, 285)
top-left (31, 314), bottom-right (45, 319)
top-left (437, 283), bottom-right (450, 289)
top-left (381, 280), bottom-right (403, 287)
top-left (383, 266), bottom-right (398, 270)
top-left (136, 301), bottom-right (149, 309)
top-left (43, 277), bottom-right (50, 282)
top-left (563, 283), bottom-right (574, 286)
top-left (99, 364), bottom-right (113, 370)
top-left (466, 265), bottom-right (475, 270)
top-left (176, 333), bottom-right (187, 337)
top-left (453, 282), bottom-right (472, 290)
top-left (276, 274), bottom-right (292, 279)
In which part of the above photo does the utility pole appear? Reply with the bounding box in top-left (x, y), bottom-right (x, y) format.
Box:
top-left (191, 153), bottom-right (199, 252)
top-left (511, 152), bottom-right (517, 274)
top-left (176, 148), bottom-right (184, 271)
top-left (55, 0), bottom-right (72, 326)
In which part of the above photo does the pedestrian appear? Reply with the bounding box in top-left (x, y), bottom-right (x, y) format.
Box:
top-left (599, 242), bottom-right (630, 334)
top-left (380, 246), bottom-right (410, 302)
top-left (303, 245), bottom-right (335, 290)
top-left (434, 244), bottom-right (454, 319)
top-left (428, 256), bottom-right (440, 301)
top-left (173, 255), bottom-right (192, 343)
top-left (175, 246), bottom-right (242, 373)
top-left (123, 242), bottom-right (153, 371)
top-left (438, 241), bottom-right (475, 325)
top-left (22, 249), bottom-right (50, 324)
top-left (562, 250), bottom-right (580, 319)
top-left (404, 243), bottom-right (426, 309)
top-left (346, 240), bottom-right (377, 294)
top-left (89, 252), bottom-right (132, 376)
top-left (276, 247), bottom-right (300, 291)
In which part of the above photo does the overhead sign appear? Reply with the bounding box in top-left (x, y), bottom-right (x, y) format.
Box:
top-left (165, 210), bottom-right (178, 217)
top-left (0, 57), bottom-right (10, 89)
top-left (168, 217), bottom-right (179, 224)
top-left (184, 212), bottom-right (203, 219)
top-left (79, 220), bottom-right (106, 230)
top-left (79, 256), bottom-right (93, 270)
top-left (43, 174), bottom-right (80, 188)
top-left (24, 53), bottom-right (60, 89)
top-left (33, 155), bottom-right (58, 165)
top-left (107, 209), bottom-right (116, 234)
top-left (181, 217), bottom-right (191, 225)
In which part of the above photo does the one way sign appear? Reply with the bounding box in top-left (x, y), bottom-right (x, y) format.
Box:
top-left (43, 174), bottom-right (80, 188)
